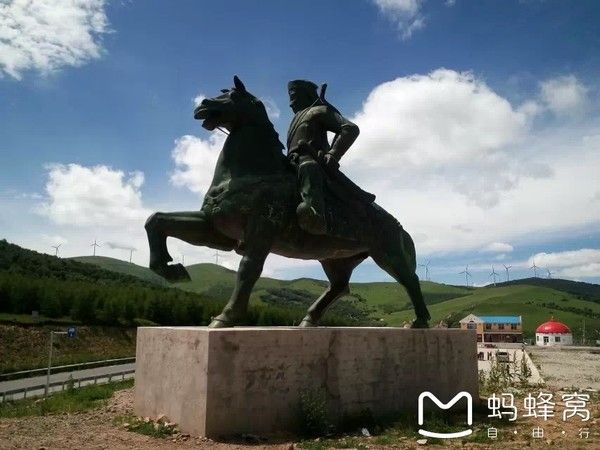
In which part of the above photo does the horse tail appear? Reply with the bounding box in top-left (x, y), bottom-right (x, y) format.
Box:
top-left (370, 203), bottom-right (417, 272)
top-left (400, 226), bottom-right (417, 272)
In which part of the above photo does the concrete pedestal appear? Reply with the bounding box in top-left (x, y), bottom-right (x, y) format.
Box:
top-left (134, 327), bottom-right (478, 438)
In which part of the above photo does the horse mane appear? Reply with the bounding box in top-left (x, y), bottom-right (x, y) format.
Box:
top-left (246, 96), bottom-right (288, 167)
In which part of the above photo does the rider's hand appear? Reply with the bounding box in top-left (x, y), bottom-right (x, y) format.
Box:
top-left (323, 152), bottom-right (340, 171)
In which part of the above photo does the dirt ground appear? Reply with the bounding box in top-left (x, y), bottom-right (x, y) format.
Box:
top-left (0, 389), bottom-right (297, 450)
top-left (1, 386), bottom-right (598, 449)
top-left (528, 346), bottom-right (600, 390)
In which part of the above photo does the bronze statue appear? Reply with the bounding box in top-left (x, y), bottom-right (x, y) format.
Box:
top-left (145, 76), bottom-right (430, 328)
top-left (287, 80), bottom-right (361, 235)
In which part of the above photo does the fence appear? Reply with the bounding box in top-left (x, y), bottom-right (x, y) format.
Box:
top-left (0, 368), bottom-right (135, 402)
top-left (0, 357), bottom-right (136, 382)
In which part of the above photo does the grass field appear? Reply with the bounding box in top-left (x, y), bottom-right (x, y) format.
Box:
top-left (73, 256), bottom-right (600, 340)
top-left (71, 256), bottom-right (169, 286)
top-left (0, 379), bottom-right (133, 418)
top-left (385, 284), bottom-right (600, 337)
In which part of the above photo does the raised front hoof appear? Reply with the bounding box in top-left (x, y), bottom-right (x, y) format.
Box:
top-left (411, 317), bottom-right (430, 329)
top-left (151, 263), bottom-right (191, 283)
top-left (298, 316), bottom-right (317, 327)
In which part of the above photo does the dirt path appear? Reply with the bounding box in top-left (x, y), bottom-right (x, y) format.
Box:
top-left (528, 346), bottom-right (600, 390)
top-left (0, 387), bottom-right (597, 449)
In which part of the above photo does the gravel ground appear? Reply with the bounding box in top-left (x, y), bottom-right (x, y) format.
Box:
top-left (528, 346), bottom-right (600, 390)
top-left (1, 385), bottom-right (597, 449)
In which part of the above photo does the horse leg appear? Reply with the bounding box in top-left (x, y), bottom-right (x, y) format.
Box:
top-left (299, 253), bottom-right (367, 327)
top-left (145, 210), bottom-right (236, 282)
top-left (371, 229), bottom-right (430, 328)
top-left (209, 244), bottom-right (270, 328)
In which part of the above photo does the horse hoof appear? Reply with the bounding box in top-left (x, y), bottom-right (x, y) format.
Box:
top-left (208, 318), bottom-right (232, 328)
top-left (298, 317), bottom-right (316, 327)
top-left (411, 318), bottom-right (429, 329)
top-left (164, 263), bottom-right (191, 283)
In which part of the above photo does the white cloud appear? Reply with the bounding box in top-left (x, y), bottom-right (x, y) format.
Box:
top-left (540, 75), bottom-right (588, 116)
top-left (38, 163), bottom-right (149, 228)
top-left (170, 133), bottom-right (226, 194)
top-left (167, 69), bottom-right (600, 278)
top-left (42, 234), bottom-right (67, 246)
top-left (372, 0), bottom-right (426, 39)
top-left (105, 241), bottom-right (136, 251)
top-left (192, 94), bottom-right (205, 107)
top-left (338, 70), bottom-right (600, 256)
top-left (529, 249), bottom-right (600, 279)
top-left (482, 242), bottom-right (514, 253)
top-left (346, 69), bottom-right (542, 208)
top-left (262, 97), bottom-right (281, 121)
top-left (0, 0), bottom-right (110, 79)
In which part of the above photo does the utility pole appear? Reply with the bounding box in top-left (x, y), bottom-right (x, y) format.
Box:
top-left (45, 327), bottom-right (75, 398)
top-left (582, 319), bottom-right (586, 346)
top-left (45, 330), bottom-right (66, 398)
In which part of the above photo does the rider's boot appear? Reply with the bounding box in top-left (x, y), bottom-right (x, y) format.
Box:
top-left (296, 159), bottom-right (327, 235)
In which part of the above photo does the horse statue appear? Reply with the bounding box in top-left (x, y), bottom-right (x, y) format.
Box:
top-left (145, 76), bottom-right (431, 328)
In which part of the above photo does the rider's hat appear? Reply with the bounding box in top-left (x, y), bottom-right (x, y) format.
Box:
top-left (288, 79), bottom-right (318, 95)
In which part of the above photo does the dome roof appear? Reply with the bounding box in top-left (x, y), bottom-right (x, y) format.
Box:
top-left (536, 318), bottom-right (571, 334)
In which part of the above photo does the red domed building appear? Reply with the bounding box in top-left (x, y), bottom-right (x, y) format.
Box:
top-left (535, 317), bottom-right (573, 346)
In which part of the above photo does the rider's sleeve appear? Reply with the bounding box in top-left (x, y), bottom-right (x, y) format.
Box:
top-left (317, 107), bottom-right (360, 161)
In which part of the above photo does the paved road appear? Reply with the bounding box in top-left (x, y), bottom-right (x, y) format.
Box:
top-left (0, 363), bottom-right (135, 401)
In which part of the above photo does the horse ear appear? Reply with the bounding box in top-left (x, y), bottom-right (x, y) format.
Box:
top-left (233, 75), bottom-right (246, 92)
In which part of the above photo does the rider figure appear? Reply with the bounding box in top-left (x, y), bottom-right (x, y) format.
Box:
top-left (287, 80), bottom-right (360, 235)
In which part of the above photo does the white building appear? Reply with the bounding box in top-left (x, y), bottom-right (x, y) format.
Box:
top-left (535, 318), bottom-right (573, 346)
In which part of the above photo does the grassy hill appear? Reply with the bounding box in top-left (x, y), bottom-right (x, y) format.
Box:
top-left (76, 255), bottom-right (600, 339)
top-left (496, 277), bottom-right (600, 302)
top-left (71, 256), bottom-right (169, 287)
top-left (385, 284), bottom-right (600, 339)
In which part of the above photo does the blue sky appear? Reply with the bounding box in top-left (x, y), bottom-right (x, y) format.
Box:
top-left (1, 0), bottom-right (599, 286)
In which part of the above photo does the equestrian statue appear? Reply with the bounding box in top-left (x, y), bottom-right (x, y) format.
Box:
top-left (145, 76), bottom-right (430, 328)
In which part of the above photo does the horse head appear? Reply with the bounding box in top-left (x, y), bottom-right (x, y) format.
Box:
top-left (194, 76), bottom-right (271, 132)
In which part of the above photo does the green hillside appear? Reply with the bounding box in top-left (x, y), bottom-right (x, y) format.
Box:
top-left (71, 256), bottom-right (169, 287)
top-left (0, 240), bottom-right (365, 329)
top-left (385, 284), bottom-right (600, 339)
top-left (51, 251), bottom-right (600, 338)
top-left (497, 277), bottom-right (600, 302)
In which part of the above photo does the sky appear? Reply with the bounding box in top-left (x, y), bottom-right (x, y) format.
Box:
top-left (1, 0), bottom-right (599, 286)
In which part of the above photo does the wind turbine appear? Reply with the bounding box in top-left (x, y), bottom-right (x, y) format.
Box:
top-left (51, 243), bottom-right (61, 257)
top-left (459, 265), bottom-right (472, 287)
top-left (546, 268), bottom-right (554, 279)
top-left (214, 250), bottom-right (220, 265)
top-left (181, 254), bottom-right (185, 266)
top-left (129, 248), bottom-right (136, 263)
top-left (91, 239), bottom-right (100, 256)
top-left (489, 266), bottom-right (499, 286)
top-left (503, 264), bottom-right (512, 282)
top-left (530, 259), bottom-right (539, 278)
top-left (418, 260), bottom-right (431, 281)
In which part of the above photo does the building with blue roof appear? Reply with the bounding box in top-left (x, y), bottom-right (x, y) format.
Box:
top-left (459, 314), bottom-right (523, 343)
